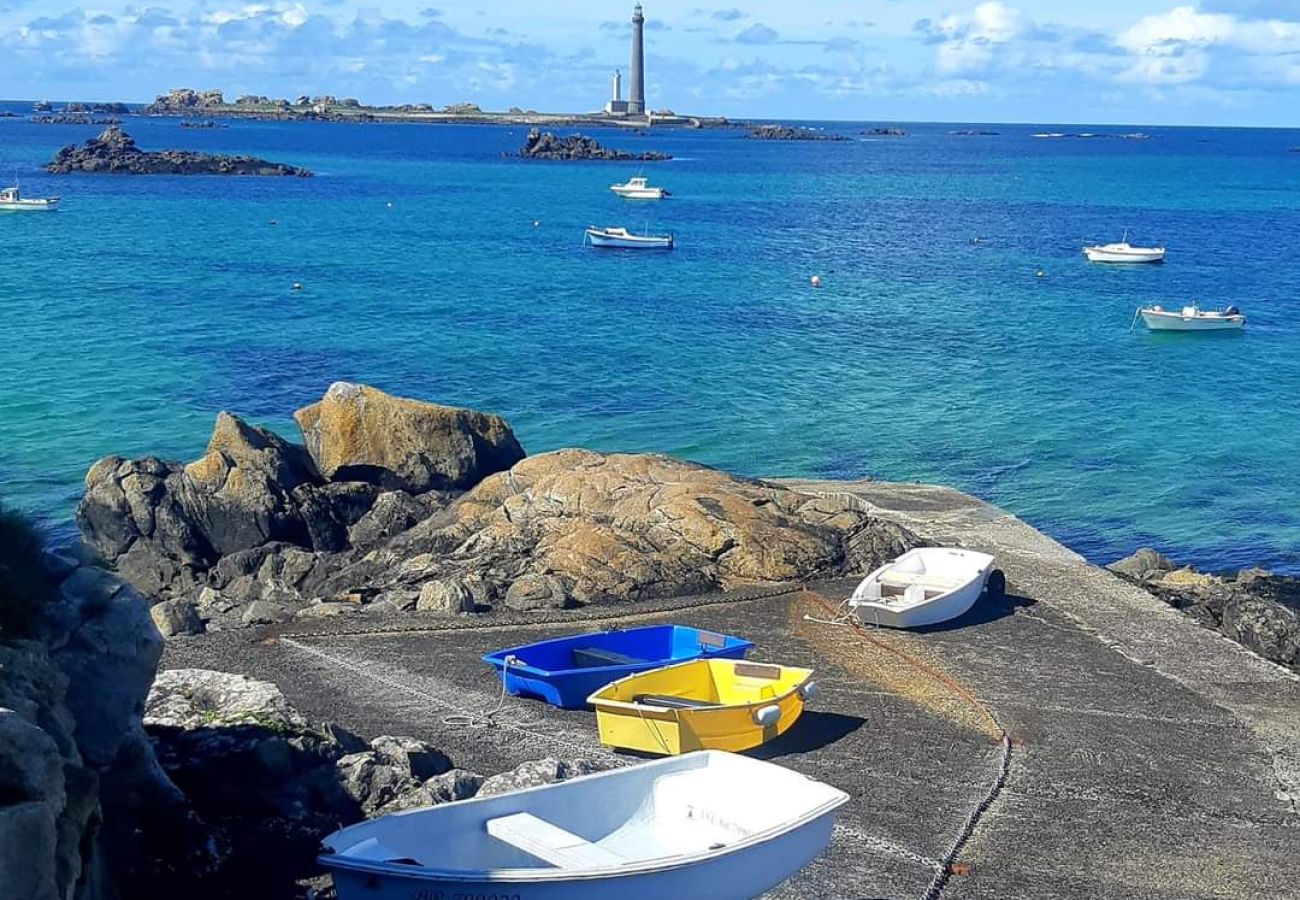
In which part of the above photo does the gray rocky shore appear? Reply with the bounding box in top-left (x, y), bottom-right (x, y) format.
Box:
top-left (6, 382), bottom-right (1300, 899)
top-left (47, 125), bottom-right (312, 176)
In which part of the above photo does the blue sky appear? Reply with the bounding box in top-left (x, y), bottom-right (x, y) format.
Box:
top-left (1, 1), bottom-right (1298, 125)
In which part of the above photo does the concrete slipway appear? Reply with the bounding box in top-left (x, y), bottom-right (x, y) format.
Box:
top-left (164, 481), bottom-right (1300, 900)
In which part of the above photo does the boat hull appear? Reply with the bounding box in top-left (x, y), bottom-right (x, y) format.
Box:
top-left (610, 188), bottom-right (666, 200)
top-left (849, 547), bottom-right (995, 629)
top-left (327, 815), bottom-right (837, 900)
top-left (320, 751), bottom-right (849, 900)
top-left (0, 199), bottom-right (58, 211)
top-left (585, 232), bottom-right (673, 250)
top-left (588, 660), bottom-right (813, 755)
top-left (1140, 311), bottom-right (1245, 331)
top-left (483, 626), bottom-right (753, 710)
top-left (1083, 247), bottom-right (1164, 263)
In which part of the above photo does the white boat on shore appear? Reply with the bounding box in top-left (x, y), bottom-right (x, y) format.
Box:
top-left (319, 750), bottom-right (849, 900)
top-left (1137, 304), bottom-right (1245, 332)
top-left (1083, 230), bottom-right (1165, 263)
top-left (585, 226), bottom-right (674, 250)
top-left (0, 182), bottom-right (59, 211)
top-left (848, 547), bottom-right (1000, 629)
top-left (610, 176), bottom-right (668, 200)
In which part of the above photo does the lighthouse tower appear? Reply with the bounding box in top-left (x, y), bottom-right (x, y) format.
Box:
top-left (628, 4), bottom-right (646, 115)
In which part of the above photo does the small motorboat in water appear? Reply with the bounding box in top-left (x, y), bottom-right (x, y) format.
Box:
top-left (319, 750), bottom-right (849, 900)
top-left (588, 659), bottom-right (815, 755)
top-left (584, 226), bottom-right (674, 250)
top-left (610, 176), bottom-right (669, 199)
top-left (1136, 304), bottom-right (1245, 332)
top-left (0, 182), bottom-right (59, 211)
top-left (1083, 230), bottom-right (1165, 263)
top-left (482, 625), bottom-right (754, 710)
top-left (848, 547), bottom-right (999, 629)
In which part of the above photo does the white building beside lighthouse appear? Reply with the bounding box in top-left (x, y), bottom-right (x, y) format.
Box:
top-left (603, 4), bottom-right (648, 118)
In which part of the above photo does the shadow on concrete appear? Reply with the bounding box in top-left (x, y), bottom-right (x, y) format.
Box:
top-left (749, 711), bottom-right (867, 759)
top-left (910, 590), bottom-right (1037, 634)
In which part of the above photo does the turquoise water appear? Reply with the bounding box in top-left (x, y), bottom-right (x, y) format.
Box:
top-left (2, 110), bottom-right (1299, 572)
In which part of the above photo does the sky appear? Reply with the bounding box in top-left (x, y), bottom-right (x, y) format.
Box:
top-left (1, 1), bottom-right (1298, 126)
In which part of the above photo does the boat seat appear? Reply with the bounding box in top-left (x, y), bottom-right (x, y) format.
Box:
top-left (486, 812), bottom-right (625, 869)
top-left (878, 571), bottom-right (964, 591)
top-left (633, 693), bottom-right (721, 710)
top-left (571, 647), bottom-right (648, 668)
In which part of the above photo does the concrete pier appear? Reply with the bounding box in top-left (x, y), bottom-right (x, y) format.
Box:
top-left (165, 480), bottom-right (1300, 898)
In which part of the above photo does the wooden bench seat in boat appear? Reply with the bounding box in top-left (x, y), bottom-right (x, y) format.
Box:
top-left (485, 812), bottom-right (625, 869)
top-left (571, 647), bottom-right (649, 668)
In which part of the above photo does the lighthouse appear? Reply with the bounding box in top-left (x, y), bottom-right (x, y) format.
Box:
top-left (628, 3), bottom-right (646, 116)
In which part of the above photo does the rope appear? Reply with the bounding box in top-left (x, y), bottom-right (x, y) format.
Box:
top-left (441, 654), bottom-right (517, 728)
top-left (803, 588), bottom-right (1014, 899)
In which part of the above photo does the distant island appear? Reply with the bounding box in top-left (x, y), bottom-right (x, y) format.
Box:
top-left (863, 127), bottom-right (906, 137)
top-left (748, 124), bottom-right (848, 142)
top-left (47, 125), bottom-right (312, 176)
top-left (516, 129), bottom-right (670, 161)
top-left (141, 87), bottom-right (730, 130)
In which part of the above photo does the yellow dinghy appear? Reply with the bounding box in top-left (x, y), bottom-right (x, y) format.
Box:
top-left (587, 659), bottom-right (816, 756)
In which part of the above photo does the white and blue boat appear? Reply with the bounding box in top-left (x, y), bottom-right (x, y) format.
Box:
top-left (483, 625), bottom-right (752, 709)
top-left (319, 750), bottom-right (849, 900)
top-left (584, 226), bottom-right (674, 250)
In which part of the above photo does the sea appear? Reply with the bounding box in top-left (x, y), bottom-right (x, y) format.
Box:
top-left (2, 105), bottom-right (1298, 573)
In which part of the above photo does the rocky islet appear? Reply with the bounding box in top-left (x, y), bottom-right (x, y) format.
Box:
top-left (46, 125), bottom-right (312, 176)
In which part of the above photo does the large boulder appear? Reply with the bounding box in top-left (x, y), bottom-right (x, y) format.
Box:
top-left (293, 381), bottom-right (525, 493)
top-left (321, 449), bottom-right (918, 608)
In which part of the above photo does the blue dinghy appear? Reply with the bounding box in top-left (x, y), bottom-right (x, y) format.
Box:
top-left (483, 625), bottom-right (753, 710)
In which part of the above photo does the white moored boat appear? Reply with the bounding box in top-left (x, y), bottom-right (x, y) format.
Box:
top-left (0, 182), bottom-right (59, 211)
top-left (1083, 230), bottom-right (1164, 263)
top-left (585, 226), bottom-right (674, 250)
top-left (610, 176), bottom-right (669, 200)
top-left (319, 750), bottom-right (849, 900)
top-left (848, 547), bottom-right (1000, 629)
top-left (1137, 304), bottom-right (1245, 332)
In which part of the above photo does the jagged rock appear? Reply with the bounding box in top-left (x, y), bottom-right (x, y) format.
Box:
top-left (476, 758), bottom-right (604, 798)
top-left (322, 449), bottom-right (917, 609)
top-left (293, 381), bottom-right (525, 494)
top-left (348, 490), bottom-right (445, 550)
top-left (517, 128), bottom-right (671, 161)
top-left (370, 735), bottom-right (452, 781)
top-left (417, 578), bottom-right (478, 614)
top-left (146, 670), bottom-right (306, 731)
top-left (423, 768), bottom-right (486, 803)
top-left (295, 481), bottom-right (383, 552)
top-left (47, 125), bottom-right (312, 176)
top-left (335, 752), bottom-right (417, 815)
top-left (150, 599), bottom-right (204, 637)
top-left (504, 574), bottom-right (570, 611)
top-left (241, 600), bottom-right (292, 625)
top-left (0, 802), bottom-right (60, 900)
top-left (1159, 567), bottom-right (1219, 588)
top-left (1108, 547), bottom-right (1176, 583)
top-left (1221, 594), bottom-right (1300, 667)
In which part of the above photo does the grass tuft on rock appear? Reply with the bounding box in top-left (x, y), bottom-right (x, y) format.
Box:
top-left (0, 502), bottom-right (57, 638)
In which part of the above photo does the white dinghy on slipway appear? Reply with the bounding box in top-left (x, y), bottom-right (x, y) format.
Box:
top-left (319, 750), bottom-right (849, 900)
top-left (849, 547), bottom-right (1000, 629)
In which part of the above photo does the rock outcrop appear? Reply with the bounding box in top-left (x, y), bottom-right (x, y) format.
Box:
top-left (294, 382), bottom-right (525, 493)
top-left (0, 512), bottom-right (178, 900)
top-left (517, 128), bottom-right (671, 161)
top-left (47, 125), bottom-right (312, 176)
top-left (142, 668), bottom-right (603, 897)
top-left (748, 124), bottom-right (847, 141)
top-left (1110, 548), bottom-right (1300, 669)
top-left (79, 385), bottom-right (916, 630)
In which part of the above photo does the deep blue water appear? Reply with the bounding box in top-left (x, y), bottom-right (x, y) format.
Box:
top-left (2, 105), bottom-right (1299, 572)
